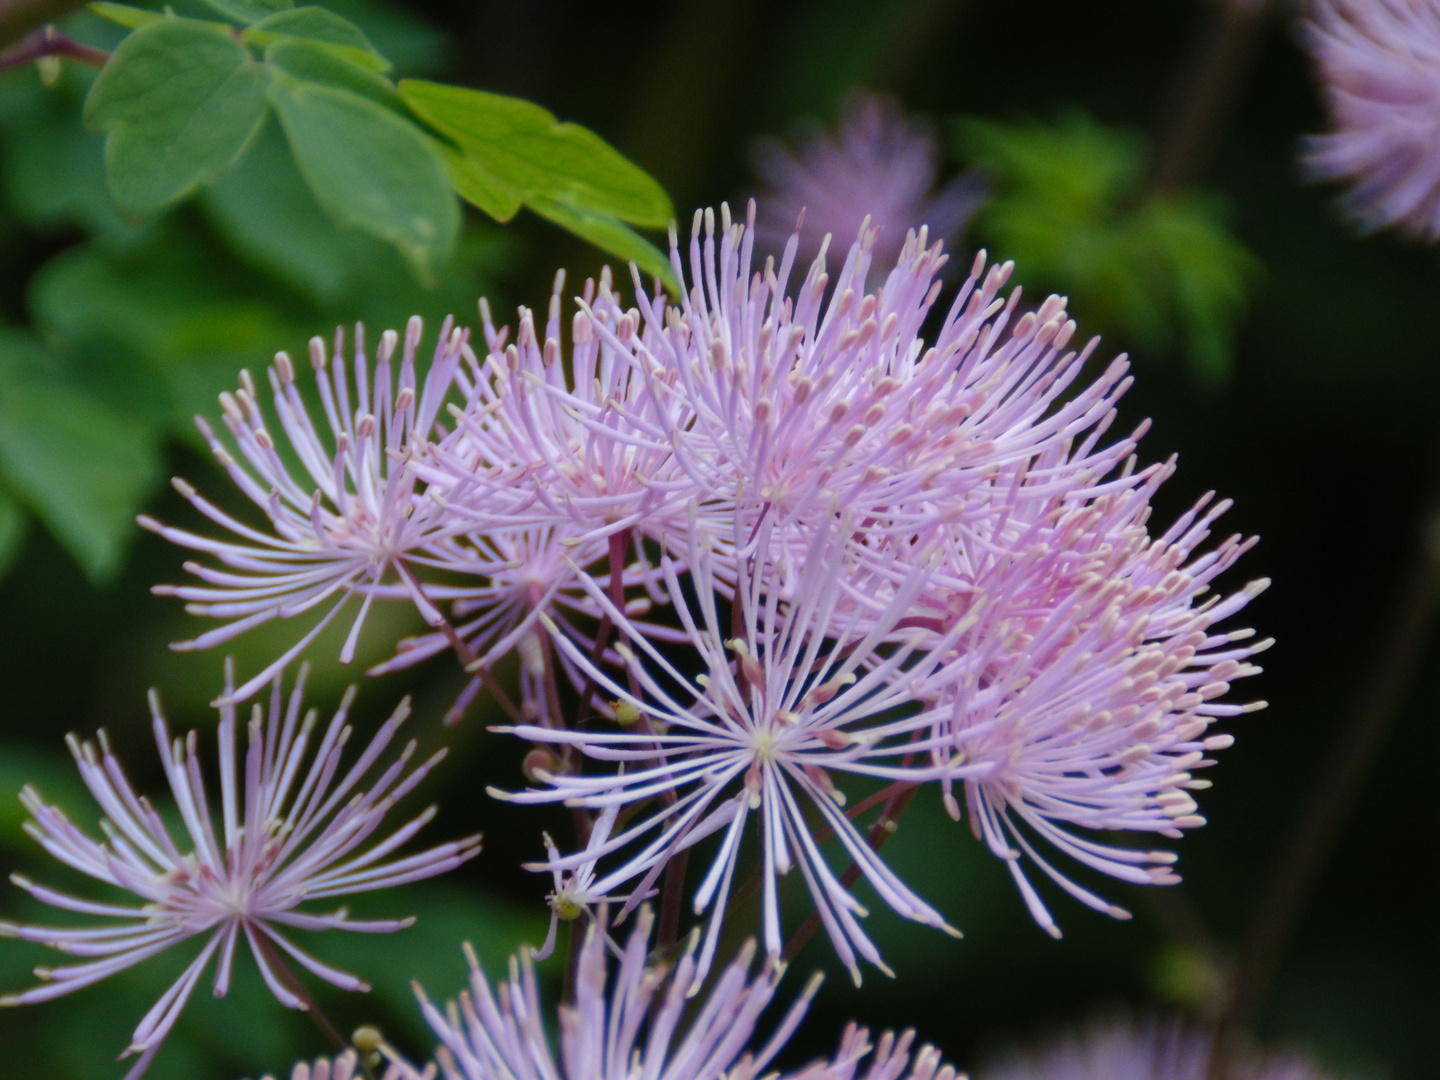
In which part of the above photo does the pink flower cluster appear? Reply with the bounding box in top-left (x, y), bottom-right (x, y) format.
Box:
top-left (135, 203), bottom-right (1266, 1008)
top-left (1302, 0), bottom-right (1440, 241)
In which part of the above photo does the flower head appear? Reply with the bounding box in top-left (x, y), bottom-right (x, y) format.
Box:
top-left (495, 517), bottom-right (966, 988)
top-left (978, 1018), bottom-right (1339, 1080)
top-left (404, 906), bottom-right (957, 1080)
top-left (413, 907), bottom-right (817, 1080)
top-left (144, 316), bottom-right (476, 702)
top-left (1301, 0), bottom-right (1440, 240)
top-left (752, 91), bottom-right (986, 273)
top-left (0, 664), bottom-right (480, 1078)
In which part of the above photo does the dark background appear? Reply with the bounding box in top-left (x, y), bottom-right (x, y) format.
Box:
top-left (0, 0), bottom-right (1436, 1076)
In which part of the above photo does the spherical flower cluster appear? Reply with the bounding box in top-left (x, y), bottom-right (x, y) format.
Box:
top-left (1301, 0), bottom-right (1440, 241)
top-left (751, 91), bottom-right (986, 274)
top-left (0, 665), bottom-right (479, 1079)
top-left (978, 1018), bottom-right (1340, 1080)
top-left (389, 907), bottom-right (956, 1080)
top-left (146, 202), bottom-right (1267, 985)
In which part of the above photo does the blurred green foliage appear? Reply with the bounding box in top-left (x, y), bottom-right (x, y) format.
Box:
top-left (954, 112), bottom-right (1261, 385)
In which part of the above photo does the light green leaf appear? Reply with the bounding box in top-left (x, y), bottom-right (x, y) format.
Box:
top-left (0, 337), bottom-right (161, 584)
top-left (83, 17), bottom-right (272, 216)
top-left (87, 1), bottom-right (161, 29)
top-left (399, 79), bottom-right (673, 227)
top-left (269, 77), bottom-right (459, 281)
top-left (434, 138), bottom-right (523, 221)
top-left (0, 488), bottom-right (27, 579)
top-left (198, 0), bottom-right (293, 24)
top-left (955, 112), bottom-right (1260, 383)
top-left (246, 6), bottom-right (390, 72)
top-left (264, 36), bottom-right (402, 115)
top-left (529, 195), bottom-right (679, 293)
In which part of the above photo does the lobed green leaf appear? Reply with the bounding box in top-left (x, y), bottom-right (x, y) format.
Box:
top-left (400, 80), bottom-right (672, 227)
top-left (83, 17), bottom-right (271, 217)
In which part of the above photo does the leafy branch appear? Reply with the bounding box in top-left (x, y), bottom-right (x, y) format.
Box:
top-left (83, 0), bottom-right (677, 285)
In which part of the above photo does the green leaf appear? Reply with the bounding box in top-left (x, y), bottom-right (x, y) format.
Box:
top-left (529, 195), bottom-right (679, 293)
top-left (434, 138), bottom-right (523, 221)
top-left (269, 77), bottom-right (459, 281)
top-left (87, 1), bottom-right (161, 29)
top-left (0, 334), bottom-right (161, 584)
top-left (83, 17), bottom-right (272, 216)
top-left (202, 119), bottom-right (379, 303)
top-left (2, 84), bottom-right (148, 243)
top-left (955, 112), bottom-right (1260, 383)
top-left (0, 487), bottom-right (28, 580)
top-left (399, 80), bottom-right (674, 227)
top-left (198, 0), bottom-right (293, 24)
top-left (246, 6), bottom-right (390, 72)
top-left (264, 36), bottom-right (402, 115)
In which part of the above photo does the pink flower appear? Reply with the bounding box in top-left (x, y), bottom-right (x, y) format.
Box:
top-left (418, 269), bottom-right (704, 547)
top-left (979, 1018), bottom-right (1338, 1080)
top-left (752, 91), bottom-right (986, 273)
top-left (925, 481), bottom-right (1270, 936)
top-left (0, 665), bottom-right (480, 1079)
top-left (493, 517), bottom-right (967, 988)
top-left (411, 907), bottom-right (820, 1080)
top-left (144, 317), bottom-right (477, 702)
top-left (402, 906), bottom-right (958, 1080)
top-left (1302, 0), bottom-right (1440, 240)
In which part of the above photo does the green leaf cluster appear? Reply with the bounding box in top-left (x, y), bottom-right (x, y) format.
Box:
top-left (83, 0), bottom-right (675, 285)
top-left (0, 55), bottom-right (511, 584)
top-left (954, 112), bottom-right (1261, 384)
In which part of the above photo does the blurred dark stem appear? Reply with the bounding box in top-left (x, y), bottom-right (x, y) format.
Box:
top-left (0, 0), bottom-right (86, 48)
top-left (622, 0), bottom-right (763, 210)
top-left (0, 25), bottom-right (106, 71)
top-left (867, 0), bottom-right (972, 94)
top-left (1208, 485), bottom-right (1440, 1077)
top-left (1148, 0), bottom-right (1274, 193)
top-left (252, 931), bottom-right (376, 1080)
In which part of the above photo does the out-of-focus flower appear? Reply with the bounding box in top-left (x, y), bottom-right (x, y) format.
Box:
top-left (752, 91), bottom-right (986, 271)
top-left (0, 665), bottom-right (480, 1079)
top-left (790, 1024), bottom-right (962, 1080)
top-left (404, 906), bottom-right (959, 1080)
top-left (144, 317), bottom-right (477, 703)
top-left (495, 518), bottom-right (965, 988)
top-left (259, 1050), bottom-right (422, 1080)
top-left (978, 1018), bottom-right (1339, 1080)
top-left (1301, 0), bottom-right (1440, 241)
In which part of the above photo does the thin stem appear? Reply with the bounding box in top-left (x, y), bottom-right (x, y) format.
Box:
top-left (393, 562), bottom-right (525, 726)
top-left (251, 930), bottom-right (377, 1080)
top-left (1148, 0), bottom-right (1274, 193)
top-left (0, 24), bottom-right (107, 72)
top-left (1207, 495), bottom-right (1440, 1077)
